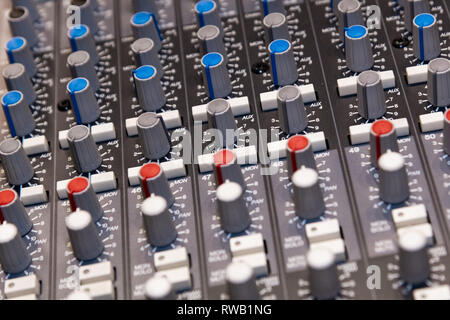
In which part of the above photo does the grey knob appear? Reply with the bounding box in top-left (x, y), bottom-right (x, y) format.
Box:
top-left (197, 25), bottom-right (226, 58)
top-left (286, 135), bottom-right (317, 177)
top-left (357, 71), bottom-right (386, 120)
top-left (131, 11), bottom-right (162, 52)
top-left (427, 58), bottom-right (450, 108)
top-left (263, 12), bottom-right (290, 43)
top-left (11, 0), bottom-right (40, 21)
top-left (370, 120), bottom-right (399, 167)
top-left (67, 77), bottom-right (100, 124)
top-left (337, 0), bottom-right (364, 41)
top-left (139, 163), bottom-right (174, 207)
top-left (444, 109), bottom-right (450, 155)
top-left (133, 0), bottom-right (157, 13)
top-left (331, 0), bottom-right (344, 15)
top-left (66, 209), bottom-right (104, 261)
top-left (207, 99), bottom-right (237, 148)
top-left (1, 91), bottom-right (35, 137)
top-left (67, 125), bottom-right (102, 173)
top-left (67, 50), bottom-right (100, 92)
top-left (195, 0), bottom-right (222, 30)
top-left (217, 181), bottom-right (250, 234)
top-left (413, 13), bottom-right (440, 62)
top-left (145, 275), bottom-right (176, 300)
top-left (133, 65), bottom-right (166, 112)
top-left (404, 0), bottom-right (430, 32)
top-left (307, 248), bottom-right (340, 300)
top-left (70, 0), bottom-right (98, 35)
top-left (213, 149), bottom-right (245, 189)
top-left (131, 38), bottom-right (163, 78)
top-left (0, 223), bottom-right (31, 274)
top-left (137, 112), bottom-right (171, 160)
top-left (68, 24), bottom-right (99, 65)
top-left (268, 39), bottom-right (297, 87)
top-left (292, 167), bottom-right (325, 220)
top-left (5, 37), bottom-right (36, 78)
top-left (378, 150), bottom-right (409, 204)
top-left (201, 52), bottom-right (232, 99)
top-left (260, 0), bottom-right (285, 16)
top-left (7, 6), bottom-right (38, 47)
top-left (345, 25), bottom-right (374, 73)
top-left (0, 139), bottom-right (34, 186)
top-left (0, 189), bottom-right (32, 236)
top-left (2, 63), bottom-right (36, 105)
top-left (277, 85), bottom-right (308, 134)
top-left (141, 194), bottom-right (177, 247)
top-left (399, 230), bottom-right (430, 285)
top-left (66, 177), bottom-right (103, 222)
top-left (226, 262), bottom-right (260, 300)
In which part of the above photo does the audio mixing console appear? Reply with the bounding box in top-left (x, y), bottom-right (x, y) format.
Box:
top-left (0, 0), bottom-right (449, 301)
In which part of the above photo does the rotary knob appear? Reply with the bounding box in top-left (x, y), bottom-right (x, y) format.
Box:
top-left (68, 24), bottom-right (99, 65)
top-left (331, 0), bottom-right (344, 14)
top-left (307, 248), bottom-right (340, 300)
top-left (197, 25), bottom-right (226, 58)
top-left (226, 262), bottom-right (260, 300)
top-left (5, 37), bottom-right (36, 78)
top-left (66, 209), bottom-right (104, 261)
top-left (1, 91), bottom-right (36, 137)
top-left (413, 13), bottom-right (440, 62)
top-left (67, 125), bottom-right (102, 173)
top-left (67, 50), bottom-right (100, 92)
top-left (131, 38), bottom-right (163, 78)
top-left (404, 0), bottom-right (430, 32)
top-left (292, 167), bottom-right (325, 220)
top-left (67, 177), bottom-right (103, 222)
top-left (139, 163), bottom-right (174, 207)
top-left (444, 109), bottom-right (450, 155)
top-left (2, 63), bottom-right (36, 105)
top-left (133, 65), bottom-right (166, 112)
top-left (427, 58), bottom-right (450, 108)
top-left (399, 230), bottom-right (430, 285)
top-left (137, 112), bottom-right (171, 160)
top-left (0, 189), bottom-right (32, 236)
top-left (217, 180), bottom-right (250, 234)
top-left (141, 194), bottom-right (177, 247)
top-left (268, 39), bottom-right (297, 87)
top-left (378, 150), bottom-right (410, 204)
top-left (277, 85), bottom-right (308, 134)
top-left (286, 135), bottom-right (317, 177)
top-left (213, 150), bottom-right (245, 189)
top-left (145, 275), bottom-right (176, 300)
top-left (337, 0), bottom-right (364, 41)
top-left (133, 0), bottom-right (157, 13)
top-left (260, 0), bottom-right (285, 16)
top-left (0, 138), bottom-right (34, 186)
top-left (201, 52), bottom-right (232, 99)
top-left (195, 0), bottom-right (222, 30)
top-left (70, 0), bottom-right (99, 35)
top-left (7, 6), bottom-right (38, 48)
top-left (131, 11), bottom-right (162, 52)
top-left (11, 0), bottom-right (40, 21)
top-left (0, 223), bottom-right (31, 274)
top-left (356, 70), bottom-right (386, 120)
top-left (67, 77), bottom-right (101, 124)
top-left (263, 12), bottom-right (290, 43)
top-left (369, 120), bottom-right (399, 168)
top-left (207, 99), bottom-right (237, 148)
top-left (345, 25), bottom-right (374, 73)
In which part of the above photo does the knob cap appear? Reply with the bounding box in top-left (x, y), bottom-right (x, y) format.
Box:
top-left (195, 0), bottom-right (222, 30)
top-left (11, 0), bottom-right (40, 22)
top-left (337, 0), bottom-right (364, 41)
top-left (444, 109), bottom-right (450, 155)
top-left (370, 120), bottom-right (399, 167)
top-left (226, 262), bottom-right (260, 300)
top-left (8, 6), bottom-right (38, 47)
top-left (292, 167), bottom-right (325, 220)
top-left (207, 99), bottom-right (237, 148)
top-left (268, 39), bottom-right (297, 87)
top-left (287, 135), bottom-right (317, 177)
top-left (139, 163), bottom-right (174, 207)
top-left (357, 70), bottom-right (386, 119)
top-left (70, 0), bottom-right (99, 35)
top-left (137, 112), bottom-right (171, 160)
top-left (217, 181), bottom-right (250, 233)
top-left (133, 65), bottom-right (166, 112)
top-left (413, 13), bottom-right (440, 62)
top-left (201, 52), bottom-right (232, 99)
top-left (331, 0), bottom-right (344, 14)
top-left (67, 125), bottom-right (102, 173)
top-left (378, 150), bottom-right (409, 204)
top-left (0, 223), bottom-right (31, 274)
top-left (260, 0), bottom-right (285, 16)
top-left (197, 25), bottom-right (226, 58)
top-left (141, 194), bottom-right (177, 247)
top-left (307, 248), bottom-right (340, 300)
top-left (0, 139), bottom-right (34, 186)
top-left (399, 230), bottom-right (430, 285)
top-left (213, 150), bottom-right (245, 189)
top-left (427, 58), bottom-right (450, 108)
top-left (2, 63), bottom-right (36, 105)
top-left (133, 0), bottom-right (157, 13)
top-left (0, 189), bottom-right (32, 236)
top-left (67, 77), bottom-right (100, 124)
top-left (67, 177), bottom-right (103, 222)
top-left (5, 37), bottom-right (36, 78)
top-left (67, 50), bottom-right (100, 92)
top-left (131, 38), bottom-right (163, 78)
top-left (68, 24), bottom-right (99, 65)
top-left (345, 25), bottom-right (374, 73)
top-left (66, 209), bottom-right (104, 261)
top-left (131, 11), bottom-right (162, 52)
top-left (263, 12), bottom-right (290, 43)
top-left (1, 91), bottom-right (35, 137)
top-left (404, 0), bottom-right (430, 32)
top-left (277, 85), bottom-right (308, 134)
top-left (145, 275), bottom-right (176, 300)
